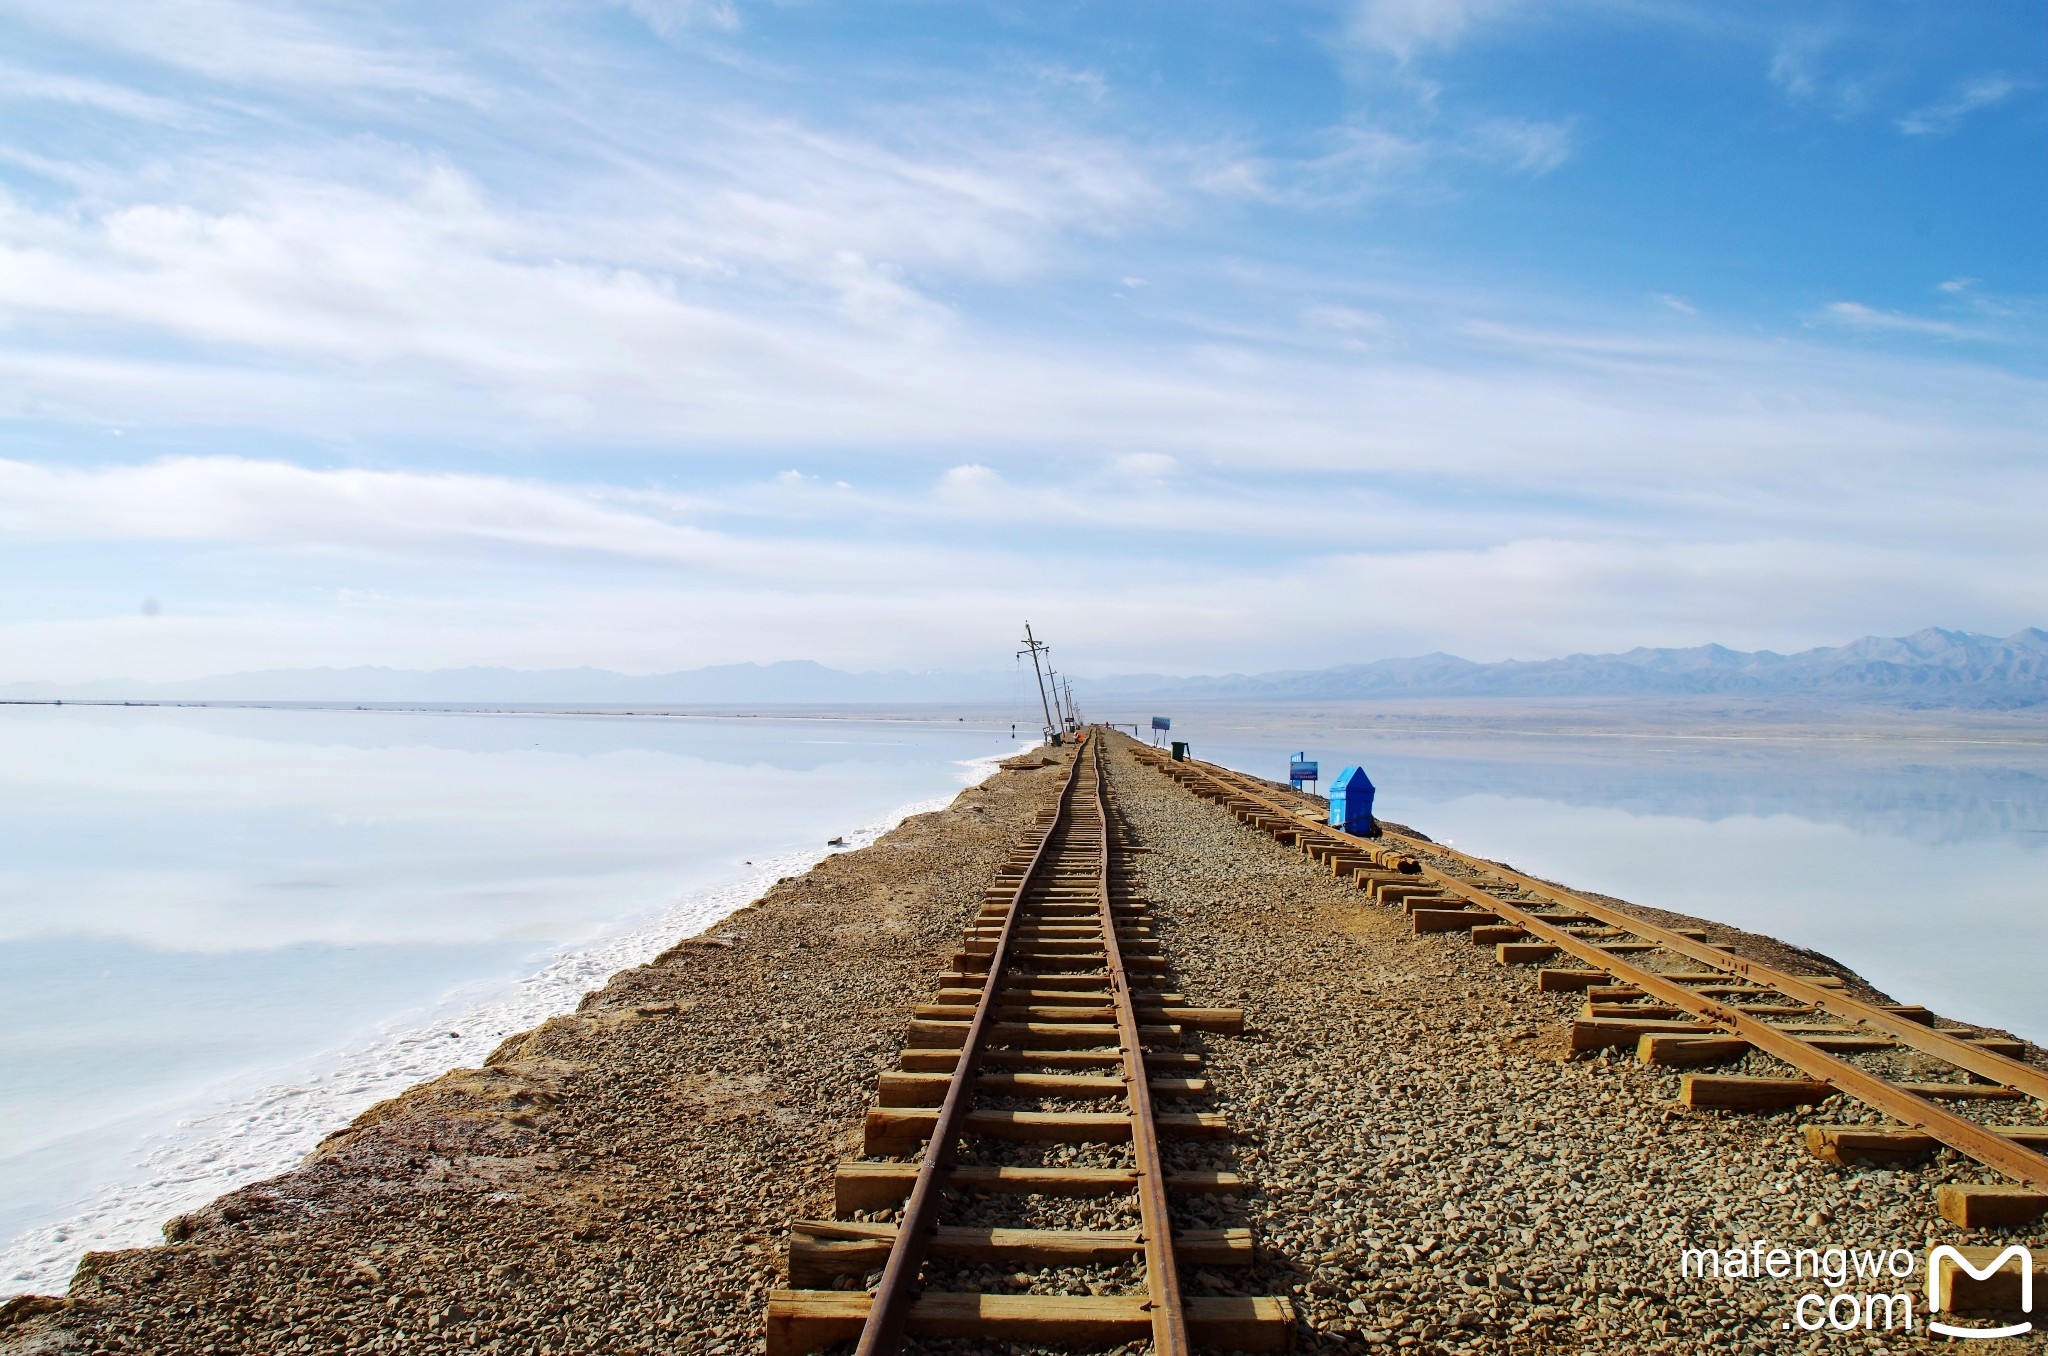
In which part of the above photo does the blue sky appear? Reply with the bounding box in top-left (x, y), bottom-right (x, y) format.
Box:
top-left (0, 0), bottom-right (2042, 681)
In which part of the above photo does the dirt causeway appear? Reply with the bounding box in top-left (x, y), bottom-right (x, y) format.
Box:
top-left (4, 732), bottom-right (2043, 1354)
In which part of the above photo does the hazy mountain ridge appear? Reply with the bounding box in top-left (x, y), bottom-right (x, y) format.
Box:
top-left (1090, 628), bottom-right (2048, 706)
top-left (7, 628), bottom-right (2044, 708)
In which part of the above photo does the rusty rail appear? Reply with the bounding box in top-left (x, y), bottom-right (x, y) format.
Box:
top-left (852, 733), bottom-right (1089, 1354)
top-left (1382, 828), bottom-right (2048, 1104)
top-left (1086, 733), bottom-right (1192, 1354)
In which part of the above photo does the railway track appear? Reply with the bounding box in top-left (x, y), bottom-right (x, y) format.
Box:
top-left (765, 732), bottom-right (1296, 1354)
top-left (1134, 742), bottom-right (2048, 1232)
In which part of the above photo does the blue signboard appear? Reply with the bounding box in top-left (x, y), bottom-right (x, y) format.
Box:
top-left (1151, 716), bottom-right (1171, 731)
top-left (1289, 757), bottom-right (1319, 782)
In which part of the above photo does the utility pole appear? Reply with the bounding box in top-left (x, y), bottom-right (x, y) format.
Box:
top-left (1047, 668), bottom-right (1064, 729)
top-left (1017, 622), bottom-right (1057, 743)
top-left (1062, 677), bottom-right (1078, 730)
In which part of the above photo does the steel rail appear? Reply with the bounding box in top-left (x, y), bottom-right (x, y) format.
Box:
top-left (1192, 756), bottom-right (2048, 1104)
top-left (853, 734), bottom-right (1089, 1355)
top-left (1409, 861), bottom-right (2048, 1191)
top-left (1085, 735), bottom-right (1192, 1354)
top-left (1376, 828), bottom-right (2048, 1103)
top-left (1152, 749), bottom-right (2048, 1191)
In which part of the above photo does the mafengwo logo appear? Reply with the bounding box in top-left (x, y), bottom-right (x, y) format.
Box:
top-left (1928, 1245), bottom-right (2034, 1340)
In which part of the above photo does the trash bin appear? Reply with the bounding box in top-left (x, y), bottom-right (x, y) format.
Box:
top-left (1329, 765), bottom-right (1376, 835)
top-left (1170, 741), bottom-right (1190, 762)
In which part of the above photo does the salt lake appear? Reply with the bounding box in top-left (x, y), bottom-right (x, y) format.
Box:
top-left (1174, 708), bottom-right (2048, 1051)
top-left (6, 699), bottom-right (2044, 1299)
top-left (0, 703), bottom-right (1015, 1296)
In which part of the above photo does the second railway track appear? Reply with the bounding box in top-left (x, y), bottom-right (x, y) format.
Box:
top-left (1139, 744), bottom-right (2048, 1231)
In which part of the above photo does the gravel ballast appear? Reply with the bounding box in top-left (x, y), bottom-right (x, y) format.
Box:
top-left (4, 732), bottom-right (2041, 1355)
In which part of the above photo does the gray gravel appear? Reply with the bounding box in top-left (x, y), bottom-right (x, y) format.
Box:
top-left (6, 732), bottom-right (2041, 1356)
top-left (1101, 733), bottom-right (2047, 1355)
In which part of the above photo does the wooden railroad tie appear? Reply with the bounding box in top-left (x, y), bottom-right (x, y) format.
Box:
top-left (766, 1293), bottom-right (1294, 1354)
top-left (1935, 1184), bottom-right (2048, 1229)
top-left (1930, 1247), bottom-right (2048, 1310)
top-left (1804, 1123), bottom-right (2048, 1174)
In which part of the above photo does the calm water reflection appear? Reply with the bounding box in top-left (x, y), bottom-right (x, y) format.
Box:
top-left (1174, 718), bottom-right (2048, 1046)
top-left (0, 704), bottom-right (1012, 1293)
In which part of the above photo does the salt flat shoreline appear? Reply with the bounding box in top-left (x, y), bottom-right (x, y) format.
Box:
top-left (3, 734), bottom-right (2041, 1354)
top-left (11, 697), bottom-right (2047, 746)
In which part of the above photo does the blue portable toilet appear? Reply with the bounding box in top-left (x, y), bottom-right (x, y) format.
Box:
top-left (1329, 766), bottom-right (1376, 835)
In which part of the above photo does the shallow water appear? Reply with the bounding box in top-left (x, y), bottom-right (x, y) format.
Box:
top-left (0, 704), bottom-right (1015, 1296)
top-left (1168, 718), bottom-right (2048, 1047)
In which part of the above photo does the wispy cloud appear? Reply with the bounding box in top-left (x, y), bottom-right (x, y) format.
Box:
top-left (1208, 111), bottom-right (1569, 211)
top-left (1899, 74), bottom-right (2023, 137)
top-left (0, 98), bottom-right (1172, 426)
top-left (0, 0), bottom-right (481, 99)
top-left (0, 61), bottom-right (196, 121)
top-left (1463, 115), bottom-right (1572, 174)
top-left (0, 456), bottom-right (987, 589)
top-left (1345, 0), bottom-right (1523, 62)
top-left (613, 0), bottom-right (741, 39)
top-left (1766, 31), bottom-right (1880, 119)
top-left (0, 2), bottom-right (2041, 682)
top-left (1767, 44), bottom-right (1817, 102)
top-left (1816, 301), bottom-right (1978, 340)
top-left (1216, 126), bottom-right (1428, 207)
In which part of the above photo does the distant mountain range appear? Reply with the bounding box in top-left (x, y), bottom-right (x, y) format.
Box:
top-left (7, 628), bottom-right (2045, 709)
top-left (1089, 628), bottom-right (2048, 707)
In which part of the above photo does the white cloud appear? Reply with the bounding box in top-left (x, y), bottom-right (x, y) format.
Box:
top-left (1346, 0), bottom-right (1522, 62)
top-left (0, 107), bottom-right (1178, 432)
top-left (1, 241), bottom-right (2037, 483)
top-left (1899, 75), bottom-right (2022, 137)
top-left (1302, 304), bottom-right (1396, 352)
top-left (1034, 65), bottom-right (1110, 102)
top-left (1816, 301), bottom-right (1976, 340)
top-left (0, 61), bottom-right (195, 121)
top-left (614, 0), bottom-right (740, 38)
top-left (1463, 116), bottom-right (1572, 175)
top-left (1938, 277), bottom-right (1977, 294)
top-left (0, 0), bottom-right (480, 99)
top-left (1767, 45), bottom-right (1816, 102)
top-left (1109, 452), bottom-right (1178, 483)
top-left (3, 434), bottom-right (2045, 683)
top-left (667, 111), bottom-right (1163, 281)
top-left (0, 456), bottom-right (720, 563)
top-left (1766, 35), bottom-right (1877, 119)
top-left (1652, 293), bottom-right (1696, 315)
top-left (933, 462), bottom-right (1003, 508)
top-left (1221, 126), bottom-right (1429, 208)
top-left (0, 455), bottom-right (982, 590)
top-left (0, 3), bottom-right (2042, 685)
top-left (8, 507), bottom-right (2042, 682)
top-left (1204, 117), bottom-right (1568, 216)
